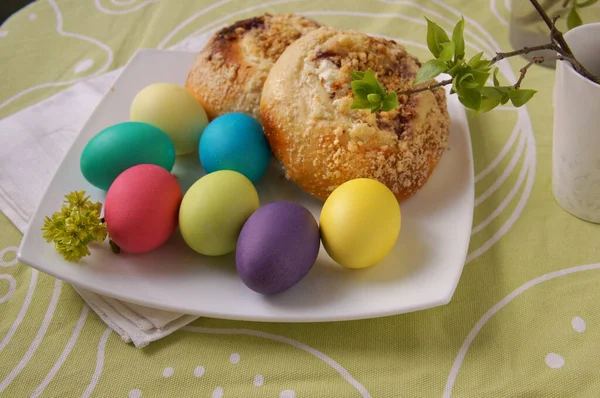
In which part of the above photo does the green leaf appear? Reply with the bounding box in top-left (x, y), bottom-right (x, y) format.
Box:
top-left (578, 0), bottom-right (598, 8)
top-left (349, 68), bottom-right (396, 113)
top-left (438, 41), bottom-right (455, 62)
top-left (362, 69), bottom-right (379, 87)
top-left (567, 7), bottom-right (583, 30)
top-left (362, 69), bottom-right (386, 96)
top-left (370, 103), bottom-right (382, 113)
top-left (478, 97), bottom-right (501, 113)
top-left (493, 67), bottom-right (500, 87)
top-left (426, 17), bottom-right (450, 58)
top-left (452, 17), bottom-right (465, 61)
top-left (349, 71), bottom-right (365, 81)
top-left (350, 96), bottom-right (373, 109)
top-left (508, 88), bottom-right (537, 107)
top-left (367, 93), bottom-right (382, 103)
top-left (467, 52), bottom-right (484, 67)
top-left (351, 80), bottom-right (376, 98)
top-left (471, 69), bottom-right (491, 86)
top-left (490, 85), bottom-right (511, 104)
top-left (414, 59), bottom-right (448, 85)
top-left (474, 60), bottom-right (491, 70)
top-left (458, 87), bottom-right (482, 110)
top-left (481, 86), bottom-right (504, 101)
top-left (459, 73), bottom-right (479, 89)
top-left (381, 92), bottom-right (399, 112)
top-left (466, 52), bottom-right (491, 71)
top-left (447, 61), bottom-right (463, 76)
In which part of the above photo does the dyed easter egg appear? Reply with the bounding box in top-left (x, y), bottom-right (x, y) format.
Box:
top-left (319, 178), bottom-right (401, 269)
top-left (199, 112), bottom-right (271, 183)
top-left (236, 201), bottom-right (320, 295)
top-left (104, 164), bottom-right (182, 254)
top-left (179, 170), bottom-right (259, 256)
top-left (130, 83), bottom-right (208, 155)
top-left (80, 122), bottom-right (175, 191)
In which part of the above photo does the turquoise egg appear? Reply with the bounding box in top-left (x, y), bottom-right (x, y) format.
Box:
top-left (80, 121), bottom-right (176, 191)
top-left (199, 113), bottom-right (271, 183)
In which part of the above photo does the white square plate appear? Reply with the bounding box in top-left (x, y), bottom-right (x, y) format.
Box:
top-left (18, 49), bottom-right (473, 322)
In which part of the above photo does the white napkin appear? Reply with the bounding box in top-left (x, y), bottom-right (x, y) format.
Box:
top-left (0, 34), bottom-right (218, 348)
top-left (73, 287), bottom-right (198, 347)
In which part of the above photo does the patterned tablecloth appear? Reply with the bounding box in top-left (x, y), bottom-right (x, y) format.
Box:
top-left (2, 0), bottom-right (600, 397)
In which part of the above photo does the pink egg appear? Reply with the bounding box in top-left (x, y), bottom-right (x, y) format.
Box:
top-left (105, 164), bottom-right (182, 253)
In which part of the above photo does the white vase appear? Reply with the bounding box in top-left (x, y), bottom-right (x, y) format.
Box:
top-left (552, 22), bottom-right (600, 223)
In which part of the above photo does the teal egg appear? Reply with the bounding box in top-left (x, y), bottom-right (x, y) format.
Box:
top-left (80, 122), bottom-right (176, 191)
top-left (199, 113), bottom-right (271, 183)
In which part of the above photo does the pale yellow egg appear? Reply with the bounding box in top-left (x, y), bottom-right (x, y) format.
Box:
top-left (130, 83), bottom-right (208, 155)
top-left (319, 179), bottom-right (401, 269)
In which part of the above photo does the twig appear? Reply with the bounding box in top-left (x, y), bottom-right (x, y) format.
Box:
top-left (550, 15), bottom-right (560, 44)
top-left (529, 0), bottom-right (574, 54)
top-left (490, 44), bottom-right (556, 64)
top-left (515, 57), bottom-right (545, 88)
top-left (398, 79), bottom-right (452, 95)
top-left (529, 0), bottom-right (600, 84)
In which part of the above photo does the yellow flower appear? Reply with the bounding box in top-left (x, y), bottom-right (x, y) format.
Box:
top-left (41, 190), bottom-right (107, 262)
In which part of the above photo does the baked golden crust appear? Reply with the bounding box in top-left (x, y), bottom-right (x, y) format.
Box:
top-left (260, 27), bottom-right (451, 202)
top-left (184, 13), bottom-right (320, 120)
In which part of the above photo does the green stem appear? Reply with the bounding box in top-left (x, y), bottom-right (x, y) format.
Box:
top-left (109, 238), bottom-right (121, 254)
top-left (397, 79), bottom-right (453, 96)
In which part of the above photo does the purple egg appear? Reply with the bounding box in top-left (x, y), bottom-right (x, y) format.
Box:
top-left (236, 201), bottom-right (320, 295)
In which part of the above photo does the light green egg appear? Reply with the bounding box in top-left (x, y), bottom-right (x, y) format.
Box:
top-left (179, 170), bottom-right (259, 256)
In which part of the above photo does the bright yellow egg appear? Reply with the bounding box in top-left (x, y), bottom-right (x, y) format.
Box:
top-left (130, 83), bottom-right (208, 155)
top-left (319, 179), bottom-right (401, 269)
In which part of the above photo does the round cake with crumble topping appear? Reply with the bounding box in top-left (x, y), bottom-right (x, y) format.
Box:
top-left (185, 13), bottom-right (321, 121)
top-left (260, 27), bottom-right (451, 202)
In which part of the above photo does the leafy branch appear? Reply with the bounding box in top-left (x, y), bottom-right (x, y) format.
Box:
top-left (349, 0), bottom-right (599, 113)
top-left (349, 69), bottom-right (399, 113)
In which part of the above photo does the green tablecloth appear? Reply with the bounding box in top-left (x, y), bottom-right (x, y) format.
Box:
top-left (2, 0), bottom-right (600, 397)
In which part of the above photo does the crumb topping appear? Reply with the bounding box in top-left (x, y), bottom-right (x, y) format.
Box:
top-left (186, 13), bottom-right (320, 120)
top-left (261, 28), bottom-right (450, 200)
top-left (303, 32), bottom-right (425, 141)
top-left (214, 13), bottom-right (321, 64)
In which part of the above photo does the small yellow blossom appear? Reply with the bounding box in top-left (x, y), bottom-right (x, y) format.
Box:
top-left (41, 190), bottom-right (107, 262)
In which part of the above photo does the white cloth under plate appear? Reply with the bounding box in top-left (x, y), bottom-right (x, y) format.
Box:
top-left (73, 287), bottom-right (198, 348)
top-left (0, 35), bottom-right (218, 348)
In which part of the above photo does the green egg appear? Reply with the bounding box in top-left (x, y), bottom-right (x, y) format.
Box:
top-left (80, 121), bottom-right (176, 191)
top-left (179, 170), bottom-right (259, 256)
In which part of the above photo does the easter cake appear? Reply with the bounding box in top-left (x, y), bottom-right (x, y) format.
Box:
top-left (260, 27), bottom-right (451, 202)
top-left (185, 13), bottom-right (321, 120)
